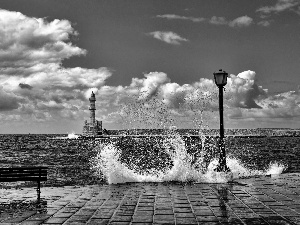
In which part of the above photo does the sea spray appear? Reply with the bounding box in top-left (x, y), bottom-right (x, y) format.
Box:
top-left (91, 134), bottom-right (286, 184)
top-left (67, 133), bottom-right (79, 139)
top-left (161, 132), bottom-right (196, 182)
top-left (91, 142), bottom-right (165, 183)
top-left (266, 162), bottom-right (286, 176)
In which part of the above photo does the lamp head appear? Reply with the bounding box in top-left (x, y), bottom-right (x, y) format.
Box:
top-left (213, 69), bottom-right (228, 87)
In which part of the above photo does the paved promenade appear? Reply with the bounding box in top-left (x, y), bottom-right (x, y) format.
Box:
top-left (1, 173), bottom-right (300, 224)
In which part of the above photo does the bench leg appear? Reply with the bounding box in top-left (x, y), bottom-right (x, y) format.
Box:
top-left (37, 181), bottom-right (41, 203)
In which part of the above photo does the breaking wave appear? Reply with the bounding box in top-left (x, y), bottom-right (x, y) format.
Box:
top-left (90, 134), bottom-right (285, 184)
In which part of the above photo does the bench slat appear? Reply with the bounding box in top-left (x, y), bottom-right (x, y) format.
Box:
top-left (0, 169), bottom-right (47, 172)
top-left (0, 167), bottom-right (47, 170)
top-left (0, 171), bottom-right (47, 175)
top-left (0, 167), bottom-right (47, 182)
top-left (0, 174), bottom-right (47, 178)
top-left (0, 177), bottom-right (47, 182)
top-left (0, 168), bottom-right (47, 171)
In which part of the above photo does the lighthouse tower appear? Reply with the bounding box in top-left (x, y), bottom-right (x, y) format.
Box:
top-left (89, 91), bottom-right (96, 124)
top-left (82, 91), bottom-right (102, 136)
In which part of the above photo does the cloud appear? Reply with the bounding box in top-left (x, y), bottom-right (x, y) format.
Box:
top-left (157, 14), bottom-right (254, 28)
top-left (257, 20), bottom-right (272, 27)
top-left (0, 9), bottom-right (112, 123)
top-left (209, 16), bottom-right (253, 27)
top-left (227, 71), bottom-right (267, 109)
top-left (228, 16), bottom-right (253, 27)
top-left (209, 16), bottom-right (228, 25)
top-left (0, 9), bottom-right (299, 129)
top-left (156, 14), bottom-right (206, 22)
top-left (229, 91), bottom-right (300, 120)
top-left (96, 74), bottom-right (218, 128)
top-left (111, 70), bottom-right (292, 129)
top-left (0, 86), bottom-right (23, 111)
top-left (19, 83), bottom-right (33, 90)
top-left (256, 0), bottom-right (300, 15)
top-left (227, 73), bottom-right (300, 121)
top-left (209, 15), bottom-right (253, 27)
top-left (95, 70), bottom-right (275, 129)
top-left (148, 31), bottom-right (188, 45)
top-left (0, 9), bottom-right (86, 68)
top-left (85, 87), bottom-right (99, 100)
top-left (137, 72), bottom-right (170, 100)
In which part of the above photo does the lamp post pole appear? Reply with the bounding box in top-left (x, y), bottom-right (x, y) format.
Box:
top-left (213, 69), bottom-right (230, 172)
top-left (216, 85), bottom-right (228, 172)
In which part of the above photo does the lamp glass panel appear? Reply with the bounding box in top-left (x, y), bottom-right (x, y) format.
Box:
top-left (214, 74), bottom-right (225, 85)
top-left (222, 74), bottom-right (227, 85)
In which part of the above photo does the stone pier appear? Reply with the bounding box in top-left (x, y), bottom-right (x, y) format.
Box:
top-left (1, 173), bottom-right (300, 224)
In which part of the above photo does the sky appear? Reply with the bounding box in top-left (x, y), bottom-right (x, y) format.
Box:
top-left (0, 0), bottom-right (300, 133)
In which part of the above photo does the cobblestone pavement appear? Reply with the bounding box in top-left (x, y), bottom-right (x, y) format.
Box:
top-left (1, 173), bottom-right (300, 224)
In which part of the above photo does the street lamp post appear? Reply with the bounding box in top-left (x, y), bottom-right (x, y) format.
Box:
top-left (213, 69), bottom-right (230, 172)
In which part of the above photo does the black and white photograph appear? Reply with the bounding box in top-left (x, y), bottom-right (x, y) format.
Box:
top-left (0, 0), bottom-right (300, 224)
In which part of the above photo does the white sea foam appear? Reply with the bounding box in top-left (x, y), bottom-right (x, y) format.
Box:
top-left (266, 162), bottom-right (286, 176)
top-left (67, 133), bottom-right (79, 139)
top-left (91, 134), bottom-right (286, 184)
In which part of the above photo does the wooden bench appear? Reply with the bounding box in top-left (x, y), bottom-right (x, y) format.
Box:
top-left (0, 167), bottom-right (47, 201)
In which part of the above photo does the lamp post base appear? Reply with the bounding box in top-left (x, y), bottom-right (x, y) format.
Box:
top-left (211, 170), bottom-right (234, 183)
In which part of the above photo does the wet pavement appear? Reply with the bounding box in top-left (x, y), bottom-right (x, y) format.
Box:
top-left (1, 173), bottom-right (300, 224)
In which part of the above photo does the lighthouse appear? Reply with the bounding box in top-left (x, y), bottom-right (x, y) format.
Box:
top-left (89, 91), bottom-right (96, 124)
top-left (82, 91), bottom-right (102, 136)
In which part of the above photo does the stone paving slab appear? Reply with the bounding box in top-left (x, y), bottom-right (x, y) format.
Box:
top-left (1, 173), bottom-right (300, 224)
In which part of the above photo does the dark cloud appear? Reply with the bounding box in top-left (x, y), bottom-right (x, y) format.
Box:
top-left (242, 83), bottom-right (266, 109)
top-left (0, 88), bottom-right (21, 111)
top-left (19, 83), bottom-right (33, 90)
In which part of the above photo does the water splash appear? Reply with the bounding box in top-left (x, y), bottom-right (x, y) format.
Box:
top-left (90, 134), bottom-right (285, 184)
top-left (266, 162), bottom-right (286, 176)
top-left (92, 85), bottom-right (287, 184)
top-left (67, 133), bottom-right (79, 139)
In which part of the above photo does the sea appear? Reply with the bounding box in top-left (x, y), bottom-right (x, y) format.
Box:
top-left (0, 128), bottom-right (299, 187)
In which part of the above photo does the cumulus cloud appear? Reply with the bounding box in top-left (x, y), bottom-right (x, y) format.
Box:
top-left (227, 73), bottom-right (300, 122)
top-left (256, 0), bottom-right (300, 15)
top-left (1, 9), bottom-right (299, 129)
top-left (225, 71), bottom-right (300, 123)
top-left (0, 9), bottom-right (112, 124)
top-left (138, 72), bottom-right (170, 100)
top-left (99, 72), bottom-right (215, 111)
top-left (0, 9), bottom-right (86, 67)
top-left (18, 67), bottom-right (111, 90)
top-left (227, 71), bottom-right (267, 109)
top-left (94, 70), bottom-right (274, 128)
top-left (148, 31), bottom-right (188, 45)
top-left (85, 87), bottom-right (99, 100)
top-left (258, 91), bottom-right (300, 118)
top-left (96, 69), bottom-right (300, 128)
top-left (96, 73), bottom-right (218, 128)
top-left (229, 91), bottom-right (300, 121)
top-left (0, 86), bottom-right (23, 111)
